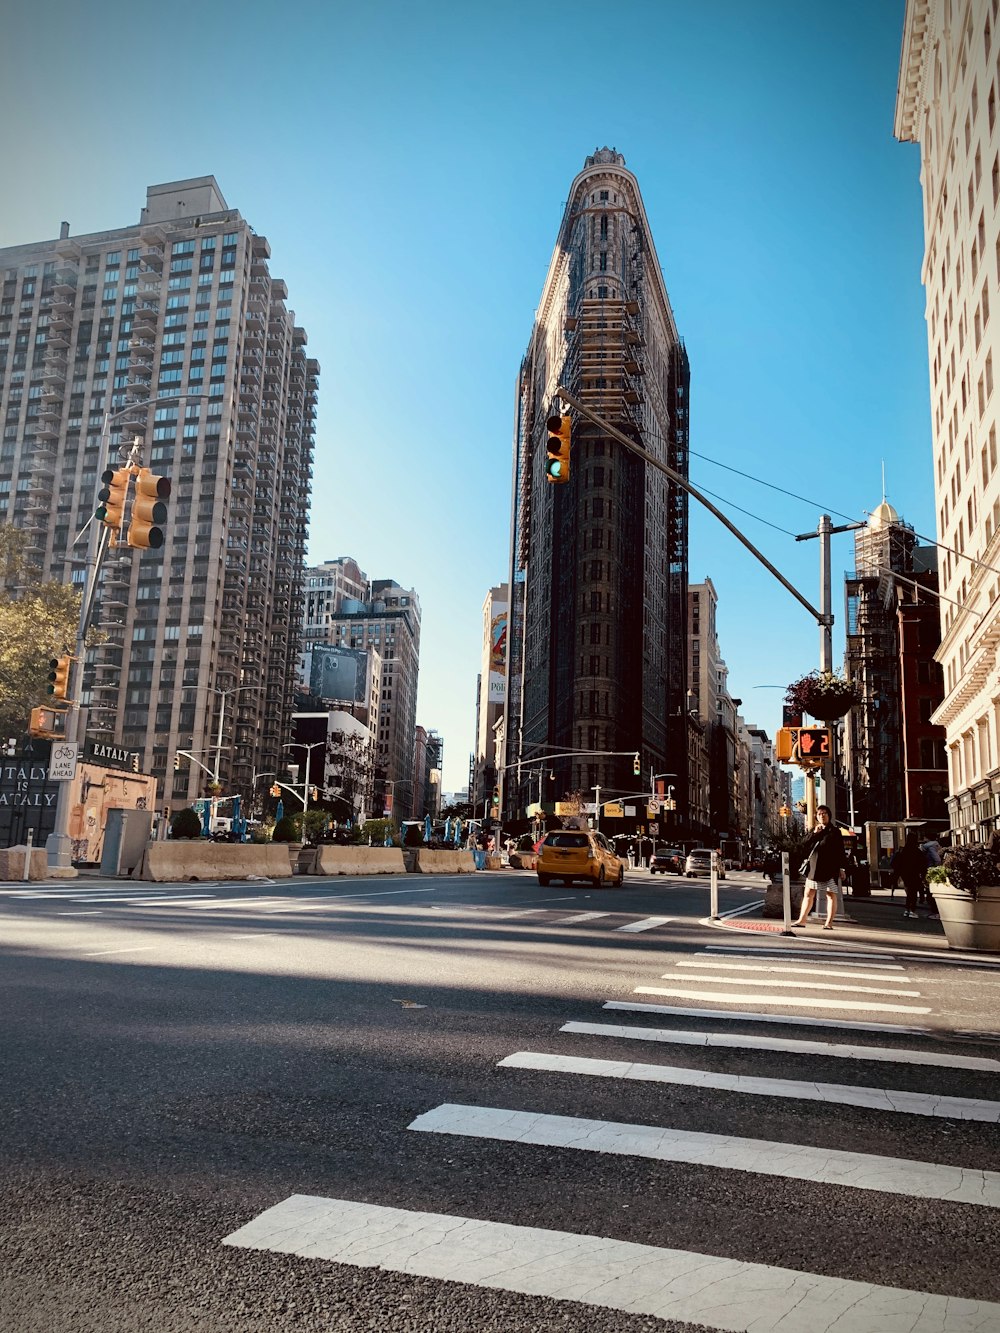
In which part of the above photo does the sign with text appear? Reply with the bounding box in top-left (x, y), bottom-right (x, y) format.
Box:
top-left (603, 802), bottom-right (624, 818)
top-left (49, 742), bottom-right (80, 782)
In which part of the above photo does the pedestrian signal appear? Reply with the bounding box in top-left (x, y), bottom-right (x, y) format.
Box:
top-left (794, 727), bottom-right (831, 761)
top-left (545, 414), bottom-right (571, 484)
top-left (270, 784), bottom-right (281, 797)
top-left (29, 706), bottom-right (68, 739)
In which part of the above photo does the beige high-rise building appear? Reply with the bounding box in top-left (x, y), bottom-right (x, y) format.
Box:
top-left (896, 2), bottom-right (1000, 842)
top-left (472, 582), bottom-right (507, 813)
top-left (0, 178), bottom-right (317, 830)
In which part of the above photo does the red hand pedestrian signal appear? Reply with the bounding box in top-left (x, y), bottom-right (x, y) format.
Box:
top-left (795, 727), bottom-right (831, 759)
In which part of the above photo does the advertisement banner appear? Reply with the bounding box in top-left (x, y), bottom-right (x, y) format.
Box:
top-left (488, 611), bottom-right (507, 702)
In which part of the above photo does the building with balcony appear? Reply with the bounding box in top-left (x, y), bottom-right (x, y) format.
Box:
top-left (896, 1), bottom-right (1000, 842)
top-left (0, 177), bottom-right (317, 824)
top-left (504, 149), bottom-right (690, 821)
top-left (300, 559), bottom-right (421, 820)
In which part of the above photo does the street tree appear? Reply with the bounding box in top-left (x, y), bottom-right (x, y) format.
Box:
top-left (0, 527), bottom-right (81, 738)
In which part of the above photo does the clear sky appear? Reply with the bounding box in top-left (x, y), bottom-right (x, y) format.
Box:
top-left (1, 1), bottom-right (927, 792)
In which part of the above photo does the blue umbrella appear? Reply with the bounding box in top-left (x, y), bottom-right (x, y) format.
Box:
top-left (424, 814), bottom-right (433, 843)
top-left (275, 799), bottom-right (284, 824)
top-left (454, 818), bottom-right (463, 846)
top-left (444, 816), bottom-right (452, 843)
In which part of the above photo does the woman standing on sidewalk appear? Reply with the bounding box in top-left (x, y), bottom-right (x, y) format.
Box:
top-left (793, 805), bottom-right (846, 931)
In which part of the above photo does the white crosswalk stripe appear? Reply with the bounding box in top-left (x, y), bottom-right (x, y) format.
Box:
top-left (616, 915), bottom-right (674, 932)
top-left (408, 1103), bottom-right (1000, 1206)
top-left (634, 985), bottom-right (931, 1014)
top-left (224, 1195), bottom-right (1000, 1331)
top-left (605, 998), bottom-right (932, 1034)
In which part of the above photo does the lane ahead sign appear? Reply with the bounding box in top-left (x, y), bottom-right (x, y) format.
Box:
top-left (49, 742), bottom-right (79, 782)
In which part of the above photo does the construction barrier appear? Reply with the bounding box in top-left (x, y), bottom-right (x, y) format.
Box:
top-left (302, 846), bottom-right (407, 876)
top-left (132, 841), bottom-right (293, 882)
top-left (0, 847), bottom-right (48, 881)
top-left (411, 849), bottom-right (478, 874)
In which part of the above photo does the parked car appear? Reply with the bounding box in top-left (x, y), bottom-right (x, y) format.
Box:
top-left (537, 830), bottom-right (625, 887)
top-left (650, 847), bottom-right (685, 874)
top-left (684, 848), bottom-right (726, 879)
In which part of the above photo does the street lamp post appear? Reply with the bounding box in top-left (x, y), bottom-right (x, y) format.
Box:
top-left (282, 740), bottom-right (327, 822)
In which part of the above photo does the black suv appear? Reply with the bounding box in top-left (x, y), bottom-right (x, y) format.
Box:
top-left (650, 848), bottom-right (684, 874)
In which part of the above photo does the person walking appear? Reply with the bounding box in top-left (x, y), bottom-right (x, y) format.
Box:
top-left (793, 805), bottom-right (846, 930)
top-left (892, 831), bottom-right (929, 919)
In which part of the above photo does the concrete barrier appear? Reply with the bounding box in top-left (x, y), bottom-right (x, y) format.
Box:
top-left (132, 841), bottom-right (293, 882)
top-left (509, 853), bottom-right (537, 870)
top-left (0, 847), bottom-right (49, 881)
top-left (411, 849), bottom-right (478, 874)
top-left (306, 846), bottom-right (407, 876)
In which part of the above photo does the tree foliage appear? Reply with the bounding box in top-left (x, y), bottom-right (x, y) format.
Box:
top-left (0, 527), bottom-right (81, 738)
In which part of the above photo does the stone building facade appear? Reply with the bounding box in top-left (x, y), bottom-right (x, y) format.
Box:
top-left (504, 149), bottom-right (690, 818)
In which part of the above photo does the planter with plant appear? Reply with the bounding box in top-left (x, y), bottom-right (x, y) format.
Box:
top-left (785, 671), bottom-right (860, 721)
top-left (929, 847), bottom-right (1000, 951)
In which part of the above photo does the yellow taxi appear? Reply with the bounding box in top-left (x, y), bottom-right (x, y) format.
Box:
top-left (537, 829), bottom-right (625, 888)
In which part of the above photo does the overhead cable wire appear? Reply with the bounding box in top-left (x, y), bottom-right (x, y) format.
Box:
top-left (691, 482), bottom-right (799, 537)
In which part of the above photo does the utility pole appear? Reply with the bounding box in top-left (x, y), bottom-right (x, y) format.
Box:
top-left (795, 515), bottom-right (864, 819)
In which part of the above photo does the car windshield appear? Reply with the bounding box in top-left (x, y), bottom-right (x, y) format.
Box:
top-left (545, 833), bottom-right (590, 849)
top-left (688, 851), bottom-right (711, 860)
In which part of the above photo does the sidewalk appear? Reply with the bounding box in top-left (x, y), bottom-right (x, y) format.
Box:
top-left (717, 882), bottom-right (992, 958)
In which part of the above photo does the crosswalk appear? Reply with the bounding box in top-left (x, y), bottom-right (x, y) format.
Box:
top-left (0, 883), bottom-right (683, 934)
top-left (223, 941), bottom-right (1000, 1328)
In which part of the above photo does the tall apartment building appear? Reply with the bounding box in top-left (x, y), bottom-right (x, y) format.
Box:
top-left (413, 726), bottom-right (443, 820)
top-left (300, 558), bottom-right (421, 819)
top-left (504, 149), bottom-right (690, 817)
top-left (471, 582), bottom-right (507, 812)
top-left (0, 177), bottom-right (317, 813)
top-left (843, 499), bottom-right (948, 825)
top-left (896, 3), bottom-right (1000, 842)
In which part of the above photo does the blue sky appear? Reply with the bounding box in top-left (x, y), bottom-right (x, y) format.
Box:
top-left (1, 1), bottom-right (927, 791)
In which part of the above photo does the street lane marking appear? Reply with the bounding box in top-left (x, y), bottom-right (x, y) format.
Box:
top-left (76, 896), bottom-right (217, 905)
top-left (658, 974), bottom-right (921, 997)
top-left (634, 987), bottom-right (931, 1015)
top-left (561, 912), bottom-right (611, 923)
top-left (409, 1103), bottom-right (1000, 1206)
top-left (497, 909), bottom-right (548, 918)
top-left (706, 946), bottom-right (899, 963)
top-left (605, 1000), bottom-right (930, 1035)
top-left (222, 1194), bottom-right (1000, 1331)
top-left (617, 916), bottom-right (674, 933)
top-left (680, 960), bottom-right (909, 980)
top-left (498, 1051), bottom-right (1000, 1121)
top-left (561, 1021), bottom-right (1000, 1072)
top-left (57, 910), bottom-right (102, 916)
top-left (80, 945), bottom-right (158, 957)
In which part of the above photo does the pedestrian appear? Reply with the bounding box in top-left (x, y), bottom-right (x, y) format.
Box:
top-left (891, 831), bottom-right (928, 919)
top-left (793, 805), bottom-right (846, 931)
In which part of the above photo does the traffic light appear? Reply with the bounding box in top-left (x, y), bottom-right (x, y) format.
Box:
top-left (545, 414), bottom-right (571, 484)
top-left (131, 753), bottom-right (139, 773)
top-left (491, 786), bottom-right (500, 807)
top-left (270, 784), bottom-right (281, 797)
top-left (794, 727), bottom-right (831, 762)
top-left (633, 752), bottom-right (641, 776)
top-left (173, 753), bottom-right (181, 771)
top-left (47, 654), bottom-right (71, 701)
top-left (775, 728), bottom-right (794, 762)
top-left (96, 466), bottom-right (131, 536)
top-left (127, 468), bottom-right (171, 549)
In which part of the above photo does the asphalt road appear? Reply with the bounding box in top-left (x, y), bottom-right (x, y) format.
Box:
top-left (2, 866), bottom-right (999, 1332)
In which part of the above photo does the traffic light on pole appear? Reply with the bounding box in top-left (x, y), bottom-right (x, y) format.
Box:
top-left (491, 786), bottom-right (500, 807)
top-left (96, 467), bottom-right (131, 538)
top-left (633, 752), bottom-right (641, 776)
top-left (47, 655), bottom-right (71, 701)
top-left (127, 468), bottom-right (171, 549)
top-left (545, 414), bottom-right (571, 484)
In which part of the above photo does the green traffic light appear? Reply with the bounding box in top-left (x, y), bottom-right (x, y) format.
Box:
top-left (546, 460), bottom-right (562, 478)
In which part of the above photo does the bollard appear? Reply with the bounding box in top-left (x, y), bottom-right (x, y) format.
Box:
top-left (23, 828), bottom-right (34, 881)
top-left (709, 850), bottom-right (719, 920)
top-left (781, 852), bottom-right (793, 935)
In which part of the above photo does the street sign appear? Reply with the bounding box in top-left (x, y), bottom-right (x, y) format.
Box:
top-left (49, 742), bottom-right (79, 782)
top-left (649, 822), bottom-right (659, 834)
top-left (624, 805), bottom-right (636, 816)
top-left (604, 801), bottom-right (624, 818)
top-left (648, 799), bottom-right (661, 814)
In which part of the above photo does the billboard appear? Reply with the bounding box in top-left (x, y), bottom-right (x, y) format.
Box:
top-left (311, 645), bottom-right (368, 704)
top-left (488, 610), bottom-right (507, 702)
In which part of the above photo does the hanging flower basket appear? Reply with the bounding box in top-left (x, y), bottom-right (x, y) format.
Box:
top-left (205, 780), bottom-right (223, 796)
top-left (785, 671), bottom-right (859, 721)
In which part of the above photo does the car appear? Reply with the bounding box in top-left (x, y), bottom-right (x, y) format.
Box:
top-left (684, 848), bottom-right (726, 879)
top-left (537, 829), bottom-right (625, 887)
top-left (650, 847), bottom-right (685, 874)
